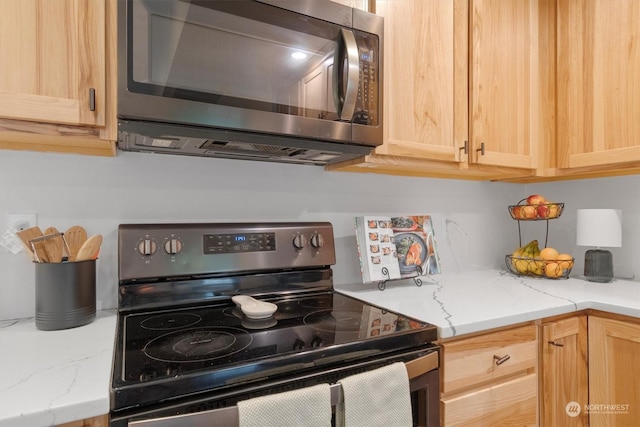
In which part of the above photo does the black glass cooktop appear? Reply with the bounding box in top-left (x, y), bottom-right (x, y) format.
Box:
top-left (115, 292), bottom-right (435, 386)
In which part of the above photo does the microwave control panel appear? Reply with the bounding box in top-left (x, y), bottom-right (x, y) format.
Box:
top-left (354, 31), bottom-right (379, 126)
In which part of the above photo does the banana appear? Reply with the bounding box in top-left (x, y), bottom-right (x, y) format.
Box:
top-left (511, 240), bottom-right (537, 274)
top-left (528, 240), bottom-right (544, 275)
top-left (511, 240), bottom-right (542, 275)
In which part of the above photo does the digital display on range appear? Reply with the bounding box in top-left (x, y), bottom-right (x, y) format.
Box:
top-left (203, 232), bottom-right (276, 254)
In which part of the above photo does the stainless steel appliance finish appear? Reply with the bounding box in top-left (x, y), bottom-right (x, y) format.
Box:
top-left (126, 353), bottom-right (439, 427)
top-left (110, 222), bottom-right (439, 426)
top-left (117, 0), bottom-right (383, 166)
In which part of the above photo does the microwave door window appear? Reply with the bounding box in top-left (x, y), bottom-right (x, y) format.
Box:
top-left (129, 0), bottom-right (343, 121)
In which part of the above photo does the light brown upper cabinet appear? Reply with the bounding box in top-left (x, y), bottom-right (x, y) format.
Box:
top-left (556, 0), bottom-right (640, 175)
top-left (374, 0), bottom-right (465, 165)
top-left (0, 0), bottom-right (116, 156)
top-left (328, 0), bottom-right (555, 180)
top-left (469, 0), bottom-right (554, 172)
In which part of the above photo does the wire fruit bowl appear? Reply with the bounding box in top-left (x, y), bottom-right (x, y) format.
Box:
top-left (505, 255), bottom-right (574, 279)
top-left (508, 202), bottom-right (564, 220)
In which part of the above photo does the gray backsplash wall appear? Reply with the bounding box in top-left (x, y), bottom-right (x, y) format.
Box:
top-left (1, 150), bottom-right (638, 320)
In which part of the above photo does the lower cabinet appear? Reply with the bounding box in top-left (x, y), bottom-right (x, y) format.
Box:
top-left (588, 316), bottom-right (640, 427)
top-left (540, 315), bottom-right (588, 426)
top-left (441, 313), bottom-right (639, 426)
top-left (440, 324), bottom-right (538, 426)
top-left (539, 313), bottom-right (640, 427)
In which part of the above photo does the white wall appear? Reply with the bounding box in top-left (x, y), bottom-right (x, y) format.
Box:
top-left (0, 149), bottom-right (637, 320)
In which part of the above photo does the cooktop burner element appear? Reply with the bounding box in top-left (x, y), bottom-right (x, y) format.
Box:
top-left (303, 310), bottom-right (364, 333)
top-left (143, 327), bottom-right (252, 363)
top-left (140, 313), bottom-right (202, 330)
top-left (298, 295), bottom-right (345, 309)
top-left (111, 222), bottom-right (438, 421)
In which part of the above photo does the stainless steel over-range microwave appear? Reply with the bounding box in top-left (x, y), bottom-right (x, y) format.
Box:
top-left (117, 0), bottom-right (383, 165)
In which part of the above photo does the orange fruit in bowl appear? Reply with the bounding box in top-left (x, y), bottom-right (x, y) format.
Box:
top-left (545, 262), bottom-right (563, 278)
top-left (557, 253), bottom-right (574, 269)
top-left (540, 247), bottom-right (559, 261)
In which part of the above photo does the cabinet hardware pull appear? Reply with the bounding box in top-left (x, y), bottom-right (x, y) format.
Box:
top-left (493, 354), bottom-right (510, 365)
top-left (548, 340), bottom-right (564, 347)
top-left (459, 141), bottom-right (468, 155)
top-left (89, 88), bottom-right (96, 111)
top-left (476, 142), bottom-right (485, 156)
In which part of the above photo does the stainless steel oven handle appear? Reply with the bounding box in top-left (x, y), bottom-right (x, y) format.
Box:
top-left (335, 28), bottom-right (360, 121)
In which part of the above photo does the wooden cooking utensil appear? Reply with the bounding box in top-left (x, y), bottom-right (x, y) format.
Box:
top-left (74, 234), bottom-right (103, 262)
top-left (43, 227), bottom-right (64, 263)
top-left (65, 225), bottom-right (87, 261)
top-left (16, 226), bottom-right (44, 261)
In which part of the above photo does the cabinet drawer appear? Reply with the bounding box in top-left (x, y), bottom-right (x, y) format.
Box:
top-left (441, 373), bottom-right (538, 426)
top-left (442, 325), bottom-right (537, 394)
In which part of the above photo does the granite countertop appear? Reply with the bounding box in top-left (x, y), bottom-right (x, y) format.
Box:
top-left (1, 269), bottom-right (638, 426)
top-left (0, 310), bottom-right (117, 427)
top-left (336, 268), bottom-right (640, 339)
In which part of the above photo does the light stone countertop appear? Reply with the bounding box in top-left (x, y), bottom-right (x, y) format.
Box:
top-left (0, 310), bottom-right (117, 427)
top-left (1, 269), bottom-right (638, 426)
top-left (335, 268), bottom-right (640, 339)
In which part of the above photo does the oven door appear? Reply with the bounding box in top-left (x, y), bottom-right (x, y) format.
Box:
top-left (118, 0), bottom-right (382, 146)
top-left (111, 347), bottom-right (439, 427)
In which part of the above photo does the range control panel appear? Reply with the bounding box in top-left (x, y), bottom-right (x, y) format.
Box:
top-left (118, 222), bottom-right (336, 282)
top-left (203, 232), bottom-right (276, 254)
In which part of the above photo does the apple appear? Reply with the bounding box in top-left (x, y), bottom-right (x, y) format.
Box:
top-left (522, 205), bottom-right (537, 219)
top-left (526, 194), bottom-right (546, 205)
top-left (511, 206), bottom-right (523, 219)
top-left (547, 203), bottom-right (560, 218)
top-left (537, 204), bottom-right (550, 218)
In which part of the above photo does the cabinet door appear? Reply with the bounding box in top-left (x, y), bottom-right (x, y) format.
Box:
top-left (589, 316), bottom-right (640, 427)
top-left (374, 0), bottom-right (468, 164)
top-left (469, 0), bottom-right (552, 170)
top-left (540, 316), bottom-right (588, 426)
top-left (557, 1), bottom-right (640, 169)
top-left (0, 0), bottom-right (106, 127)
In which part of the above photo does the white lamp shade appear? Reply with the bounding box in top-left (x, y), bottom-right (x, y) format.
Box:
top-left (576, 209), bottom-right (622, 248)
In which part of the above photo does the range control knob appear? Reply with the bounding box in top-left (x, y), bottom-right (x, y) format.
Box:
top-left (310, 233), bottom-right (325, 249)
top-left (164, 238), bottom-right (183, 255)
top-left (292, 234), bottom-right (307, 250)
top-left (138, 239), bottom-right (157, 256)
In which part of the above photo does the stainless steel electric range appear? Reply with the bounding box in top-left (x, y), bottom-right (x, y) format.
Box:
top-left (110, 222), bottom-right (439, 426)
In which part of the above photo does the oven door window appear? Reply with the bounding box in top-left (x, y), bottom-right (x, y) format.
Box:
top-left (126, 0), bottom-right (378, 125)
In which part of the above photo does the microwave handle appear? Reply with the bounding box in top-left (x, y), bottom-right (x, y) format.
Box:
top-left (334, 28), bottom-right (360, 121)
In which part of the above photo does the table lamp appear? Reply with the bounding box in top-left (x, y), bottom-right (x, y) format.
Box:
top-left (576, 209), bottom-right (622, 283)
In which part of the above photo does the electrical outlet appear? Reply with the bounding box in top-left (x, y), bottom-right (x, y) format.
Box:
top-left (7, 213), bottom-right (37, 231)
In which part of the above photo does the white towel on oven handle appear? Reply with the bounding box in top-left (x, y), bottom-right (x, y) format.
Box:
top-left (336, 362), bottom-right (412, 427)
top-left (237, 383), bottom-right (332, 427)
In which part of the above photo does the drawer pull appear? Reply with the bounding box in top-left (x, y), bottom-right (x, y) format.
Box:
top-left (548, 340), bottom-right (564, 347)
top-left (493, 354), bottom-right (510, 365)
